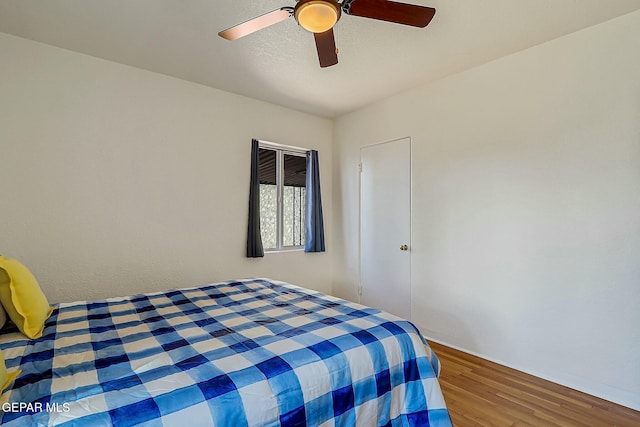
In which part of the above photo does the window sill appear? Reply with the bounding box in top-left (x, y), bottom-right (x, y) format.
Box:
top-left (264, 247), bottom-right (305, 254)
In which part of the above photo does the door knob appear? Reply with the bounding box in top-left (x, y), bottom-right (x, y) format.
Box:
top-left (400, 244), bottom-right (408, 251)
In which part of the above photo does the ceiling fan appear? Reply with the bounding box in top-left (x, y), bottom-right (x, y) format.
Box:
top-left (218, 0), bottom-right (436, 68)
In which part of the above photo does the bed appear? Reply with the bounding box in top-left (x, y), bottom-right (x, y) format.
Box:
top-left (0, 278), bottom-right (452, 426)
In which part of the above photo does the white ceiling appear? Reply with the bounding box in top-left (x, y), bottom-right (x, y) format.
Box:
top-left (1, 0), bottom-right (640, 117)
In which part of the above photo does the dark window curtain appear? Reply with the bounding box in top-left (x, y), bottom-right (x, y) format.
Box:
top-left (246, 139), bottom-right (264, 257)
top-left (305, 150), bottom-right (326, 252)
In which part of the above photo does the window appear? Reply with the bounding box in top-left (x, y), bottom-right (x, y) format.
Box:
top-left (258, 143), bottom-right (307, 251)
top-left (247, 138), bottom-right (324, 257)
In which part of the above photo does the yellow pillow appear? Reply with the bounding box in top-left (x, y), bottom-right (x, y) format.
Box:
top-left (0, 256), bottom-right (53, 339)
top-left (1, 349), bottom-right (20, 392)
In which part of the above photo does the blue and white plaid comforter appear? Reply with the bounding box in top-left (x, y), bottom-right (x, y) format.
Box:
top-left (1, 278), bottom-right (451, 426)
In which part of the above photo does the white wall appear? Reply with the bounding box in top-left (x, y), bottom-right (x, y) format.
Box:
top-left (333, 11), bottom-right (640, 411)
top-left (0, 33), bottom-right (333, 302)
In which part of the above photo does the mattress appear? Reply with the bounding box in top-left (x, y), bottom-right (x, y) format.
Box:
top-left (0, 278), bottom-right (451, 426)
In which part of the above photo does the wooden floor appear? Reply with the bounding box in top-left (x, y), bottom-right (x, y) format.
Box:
top-left (428, 341), bottom-right (640, 427)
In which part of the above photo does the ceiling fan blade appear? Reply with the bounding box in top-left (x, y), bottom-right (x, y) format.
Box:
top-left (219, 8), bottom-right (292, 41)
top-left (347, 0), bottom-right (436, 28)
top-left (314, 28), bottom-right (339, 68)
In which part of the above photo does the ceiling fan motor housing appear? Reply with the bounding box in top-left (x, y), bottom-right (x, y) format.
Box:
top-left (294, 0), bottom-right (342, 33)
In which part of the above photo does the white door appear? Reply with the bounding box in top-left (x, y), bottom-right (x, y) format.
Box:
top-left (360, 137), bottom-right (411, 319)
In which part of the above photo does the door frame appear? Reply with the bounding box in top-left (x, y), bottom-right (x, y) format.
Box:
top-left (358, 136), bottom-right (412, 317)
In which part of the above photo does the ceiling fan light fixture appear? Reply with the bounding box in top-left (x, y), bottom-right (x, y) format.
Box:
top-left (295, 0), bottom-right (341, 34)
